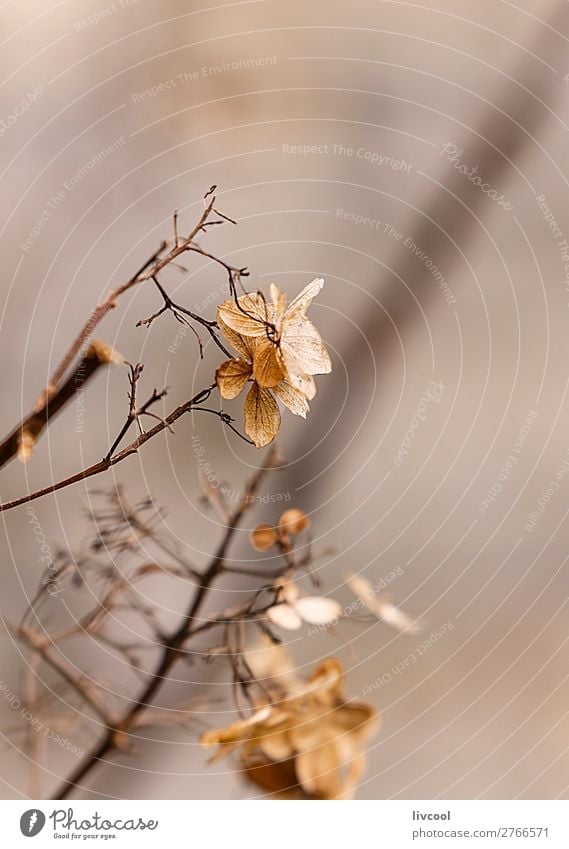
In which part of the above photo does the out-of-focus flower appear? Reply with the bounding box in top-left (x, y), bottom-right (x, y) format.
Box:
top-left (215, 280), bottom-right (331, 446)
top-left (345, 571), bottom-right (421, 634)
top-left (266, 577), bottom-right (341, 630)
top-left (250, 508), bottom-right (310, 550)
top-left (200, 656), bottom-right (379, 800)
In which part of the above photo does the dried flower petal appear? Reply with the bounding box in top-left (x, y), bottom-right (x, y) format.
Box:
top-left (244, 383), bottom-right (281, 447)
top-left (345, 572), bottom-right (420, 633)
top-left (217, 294), bottom-right (270, 338)
top-left (267, 603), bottom-right (303, 630)
top-left (250, 524), bottom-right (278, 551)
top-left (294, 596), bottom-right (341, 626)
top-left (252, 341), bottom-right (285, 388)
top-left (277, 508), bottom-right (310, 536)
top-left (215, 358), bottom-right (252, 399)
top-left (272, 380), bottom-right (309, 418)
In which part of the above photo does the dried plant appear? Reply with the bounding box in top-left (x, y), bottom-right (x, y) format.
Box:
top-left (0, 190), bottom-right (417, 800)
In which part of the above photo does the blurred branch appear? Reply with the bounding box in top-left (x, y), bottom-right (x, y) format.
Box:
top-left (52, 445), bottom-right (281, 800)
top-left (0, 340), bottom-right (120, 468)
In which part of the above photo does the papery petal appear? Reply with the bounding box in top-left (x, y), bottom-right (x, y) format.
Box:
top-left (241, 755), bottom-right (304, 798)
top-left (344, 571), bottom-right (376, 610)
top-left (218, 294), bottom-right (270, 337)
top-left (252, 340), bottom-right (285, 388)
top-left (376, 599), bottom-right (421, 634)
top-left (330, 703), bottom-right (379, 738)
top-left (269, 283), bottom-right (287, 322)
top-left (259, 730), bottom-right (294, 762)
top-left (200, 706), bottom-right (272, 747)
top-left (244, 383), bottom-right (281, 448)
top-left (294, 596), bottom-right (342, 626)
top-left (277, 350), bottom-right (317, 400)
top-left (215, 358), bottom-right (251, 399)
top-left (308, 658), bottom-right (345, 700)
top-left (272, 380), bottom-right (310, 418)
top-left (282, 318), bottom-right (332, 375)
top-left (267, 603), bottom-right (303, 630)
top-left (295, 742), bottom-right (343, 799)
top-left (286, 278), bottom-right (325, 321)
top-left (217, 316), bottom-right (255, 361)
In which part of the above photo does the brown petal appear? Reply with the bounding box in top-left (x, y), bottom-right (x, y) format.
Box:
top-left (295, 742), bottom-right (343, 799)
top-left (244, 383), bottom-right (281, 448)
top-left (277, 508), bottom-right (310, 535)
top-left (250, 524), bottom-right (278, 551)
top-left (286, 277), bottom-right (324, 321)
top-left (217, 316), bottom-right (255, 361)
top-left (217, 294), bottom-right (269, 337)
top-left (241, 755), bottom-right (305, 798)
top-left (252, 340), bottom-right (285, 388)
top-left (272, 380), bottom-right (310, 418)
top-left (215, 358), bottom-right (251, 399)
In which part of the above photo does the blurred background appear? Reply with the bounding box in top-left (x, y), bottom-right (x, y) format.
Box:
top-left (1, 0), bottom-right (569, 800)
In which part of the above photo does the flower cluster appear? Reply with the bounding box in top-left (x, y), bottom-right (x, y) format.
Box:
top-left (215, 279), bottom-right (331, 447)
top-left (200, 650), bottom-right (378, 799)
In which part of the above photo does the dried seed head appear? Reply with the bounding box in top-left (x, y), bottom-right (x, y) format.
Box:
top-left (278, 508), bottom-right (310, 537)
top-left (251, 524), bottom-right (278, 551)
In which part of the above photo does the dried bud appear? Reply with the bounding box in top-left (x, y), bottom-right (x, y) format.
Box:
top-left (251, 524), bottom-right (278, 551)
top-left (277, 508), bottom-right (310, 537)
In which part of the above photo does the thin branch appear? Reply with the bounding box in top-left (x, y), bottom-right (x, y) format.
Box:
top-left (0, 186), bottom-right (241, 472)
top-left (0, 384), bottom-right (217, 513)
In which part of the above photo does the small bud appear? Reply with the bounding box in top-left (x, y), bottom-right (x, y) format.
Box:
top-left (277, 508), bottom-right (309, 537)
top-left (250, 524), bottom-right (278, 551)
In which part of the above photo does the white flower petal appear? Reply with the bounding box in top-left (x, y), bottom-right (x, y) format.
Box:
top-left (377, 600), bottom-right (421, 634)
top-left (267, 603), bottom-right (303, 630)
top-left (272, 380), bottom-right (310, 418)
top-left (287, 277), bottom-right (325, 321)
top-left (294, 596), bottom-right (342, 626)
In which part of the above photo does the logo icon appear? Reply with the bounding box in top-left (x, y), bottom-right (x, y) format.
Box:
top-left (19, 810), bottom-right (46, 837)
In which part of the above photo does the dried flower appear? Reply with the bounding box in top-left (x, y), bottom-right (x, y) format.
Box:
top-left (201, 656), bottom-right (379, 799)
top-left (345, 572), bottom-right (421, 634)
top-left (250, 508), bottom-right (310, 550)
top-left (215, 280), bottom-right (331, 446)
top-left (277, 508), bottom-right (310, 537)
top-left (267, 577), bottom-right (341, 630)
top-left (250, 524), bottom-right (278, 551)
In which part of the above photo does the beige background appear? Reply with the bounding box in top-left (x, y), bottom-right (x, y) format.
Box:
top-left (1, 0), bottom-right (569, 800)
